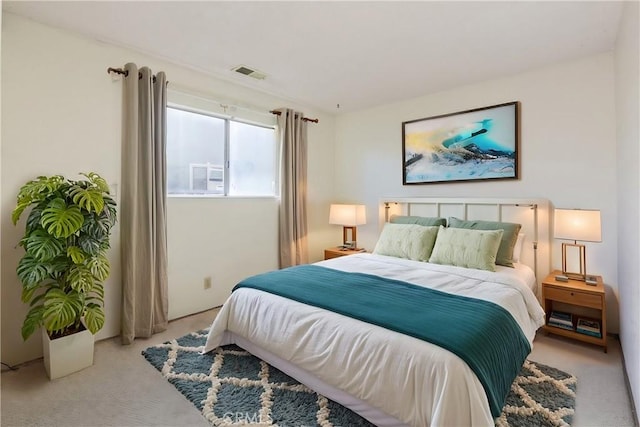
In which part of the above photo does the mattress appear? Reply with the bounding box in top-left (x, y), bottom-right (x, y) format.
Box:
top-left (204, 253), bottom-right (545, 426)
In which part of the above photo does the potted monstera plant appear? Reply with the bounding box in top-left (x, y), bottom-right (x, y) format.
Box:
top-left (12, 173), bottom-right (117, 379)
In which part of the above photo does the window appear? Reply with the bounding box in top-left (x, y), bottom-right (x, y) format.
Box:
top-left (166, 106), bottom-right (277, 197)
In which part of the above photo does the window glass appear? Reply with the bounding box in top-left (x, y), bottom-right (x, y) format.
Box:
top-left (229, 121), bottom-right (277, 196)
top-left (167, 108), bottom-right (225, 195)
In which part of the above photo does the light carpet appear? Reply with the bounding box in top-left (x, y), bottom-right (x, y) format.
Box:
top-left (142, 329), bottom-right (576, 427)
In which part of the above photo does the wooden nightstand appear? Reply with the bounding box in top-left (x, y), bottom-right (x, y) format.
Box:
top-left (541, 270), bottom-right (607, 352)
top-left (324, 247), bottom-right (365, 260)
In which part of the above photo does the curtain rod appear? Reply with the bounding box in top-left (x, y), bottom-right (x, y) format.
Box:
top-left (107, 67), bottom-right (128, 76)
top-left (270, 110), bottom-right (319, 123)
top-left (107, 67), bottom-right (165, 84)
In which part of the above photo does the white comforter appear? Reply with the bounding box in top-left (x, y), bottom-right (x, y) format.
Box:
top-left (204, 254), bottom-right (546, 427)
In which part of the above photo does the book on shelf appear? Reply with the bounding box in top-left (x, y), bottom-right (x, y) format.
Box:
top-left (548, 318), bottom-right (573, 328)
top-left (576, 318), bottom-right (602, 338)
top-left (577, 318), bottom-right (600, 331)
top-left (576, 328), bottom-right (602, 338)
top-left (548, 311), bottom-right (573, 327)
top-left (550, 310), bottom-right (572, 321)
top-left (548, 320), bottom-right (574, 331)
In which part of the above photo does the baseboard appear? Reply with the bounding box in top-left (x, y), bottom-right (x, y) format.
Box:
top-left (92, 306), bottom-right (222, 346)
top-left (169, 305), bottom-right (222, 322)
top-left (617, 335), bottom-right (639, 426)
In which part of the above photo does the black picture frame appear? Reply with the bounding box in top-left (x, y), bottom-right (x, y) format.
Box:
top-left (402, 101), bottom-right (519, 185)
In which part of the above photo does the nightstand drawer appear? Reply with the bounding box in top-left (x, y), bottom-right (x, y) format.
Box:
top-left (324, 251), bottom-right (343, 260)
top-left (544, 287), bottom-right (602, 309)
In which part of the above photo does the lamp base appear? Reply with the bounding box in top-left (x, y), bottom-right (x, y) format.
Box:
top-left (342, 227), bottom-right (358, 249)
top-left (585, 277), bottom-right (598, 286)
top-left (340, 241), bottom-right (363, 251)
top-left (563, 272), bottom-right (586, 281)
top-left (561, 242), bottom-right (586, 282)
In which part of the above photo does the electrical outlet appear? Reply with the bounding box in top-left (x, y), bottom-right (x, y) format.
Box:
top-left (204, 277), bottom-right (212, 290)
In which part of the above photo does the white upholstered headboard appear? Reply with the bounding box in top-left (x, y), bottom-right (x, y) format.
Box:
top-left (378, 197), bottom-right (551, 296)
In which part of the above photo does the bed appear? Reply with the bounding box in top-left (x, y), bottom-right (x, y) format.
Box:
top-left (204, 198), bottom-right (549, 427)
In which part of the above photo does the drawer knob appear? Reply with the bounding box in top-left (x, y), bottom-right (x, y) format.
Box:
top-left (570, 292), bottom-right (574, 296)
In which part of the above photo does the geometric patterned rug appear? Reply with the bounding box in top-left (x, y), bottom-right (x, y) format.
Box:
top-left (142, 329), bottom-right (577, 427)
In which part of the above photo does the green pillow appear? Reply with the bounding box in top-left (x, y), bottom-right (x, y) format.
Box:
top-left (390, 215), bottom-right (446, 227)
top-left (373, 223), bottom-right (440, 261)
top-left (428, 226), bottom-right (503, 272)
top-left (448, 217), bottom-right (522, 268)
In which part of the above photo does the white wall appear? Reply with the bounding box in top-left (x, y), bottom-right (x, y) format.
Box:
top-left (335, 53), bottom-right (620, 332)
top-left (0, 13), bottom-right (336, 365)
top-left (615, 0), bottom-right (640, 416)
top-left (167, 198), bottom-right (279, 319)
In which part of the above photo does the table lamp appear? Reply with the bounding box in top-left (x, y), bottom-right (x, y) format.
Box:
top-left (553, 208), bottom-right (601, 283)
top-left (329, 204), bottom-right (366, 250)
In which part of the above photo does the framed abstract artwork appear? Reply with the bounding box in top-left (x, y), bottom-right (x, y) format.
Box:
top-left (402, 101), bottom-right (519, 185)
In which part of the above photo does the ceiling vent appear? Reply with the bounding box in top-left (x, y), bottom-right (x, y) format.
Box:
top-left (231, 65), bottom-right (267, 80)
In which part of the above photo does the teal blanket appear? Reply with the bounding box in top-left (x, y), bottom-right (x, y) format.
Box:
top-left (233, 264), bottom-right (531, 417)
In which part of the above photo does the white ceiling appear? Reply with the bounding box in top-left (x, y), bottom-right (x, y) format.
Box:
top-left (3, 1), bottom-right (624, 114)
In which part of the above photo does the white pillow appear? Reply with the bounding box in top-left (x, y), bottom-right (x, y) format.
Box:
top-left (373, 223), bottom-right (440, 261)
top-left (512, 233), bottom-right (525, 263)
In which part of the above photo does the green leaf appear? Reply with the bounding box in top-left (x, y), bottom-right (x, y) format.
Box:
top-left (20, 279), bottom-right (47, 304)
top-left (67, 246), bottom-right (86, 264)
top-left (12, 200), bottom-right (32, 225)
top-left (13, 176), bottom-right (67, 225)
top-left (21, 286), bottom-right (37, 304)
top-left (69, 185), bottom-right (104, 214)
top-left (83, 303), bottom-right (105, 334)
top-left (80, 172), bottom-right (111, 194)
top-left (87, 254), bottom-right (110, 281)
top-left (25, 203), bottom-right (47, 233)
top-left (42, 289), bottom-right (82, 334)
top-left (47, 256), bottom-right (70, 279)
top-left (103, 196), bottom-right (118, 227)
top-left (17, 254), bottom-right (49, 286)
top-left (67, 264), bottom-right (95, 293)
top-left (77, 233), bottom-right (101, 256)
top-left (87, 283), bottom-right (105, 302)
top-left (40, 198), bottom-right (84, 238)
top-left (29, 292), bottom-right (47, 307)
top-left (21, 304), bottom-right (45, 340)
top-left (81, 213), bottom-right (108, 240)
top-left (16, 175), bottom-right (64, 203)
top-left (23, 229), bottom-right (65, 262)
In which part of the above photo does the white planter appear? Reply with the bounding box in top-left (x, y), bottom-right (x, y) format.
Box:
top-left (42, 325), bottom-right (94, 380)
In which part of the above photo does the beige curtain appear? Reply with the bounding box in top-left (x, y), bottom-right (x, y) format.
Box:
top-left (277, 108), bottom-right (309, 268)
top-left (120, 63), bottom-right (169, 344)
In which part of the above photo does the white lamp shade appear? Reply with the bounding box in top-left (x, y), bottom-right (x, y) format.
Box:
top-left (329, 204), bottom-right (366, 226)
top-left (554, 208), bottom-right (601, 242)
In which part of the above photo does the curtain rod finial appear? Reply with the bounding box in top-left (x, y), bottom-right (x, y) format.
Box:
top-left (107, 67), bottom-right (128, 79)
